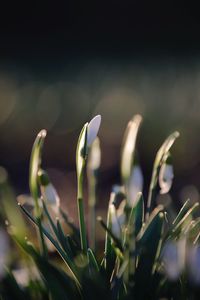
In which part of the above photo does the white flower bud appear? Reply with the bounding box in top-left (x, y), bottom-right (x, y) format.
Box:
top-left (38, 169), bottom-right (60, 213)
top-left (87, 115), bottom-right (101, 147)
top-left (108, 189), bottom-right (126, 239)
top-left (110, 201), bottom-right (121, 239)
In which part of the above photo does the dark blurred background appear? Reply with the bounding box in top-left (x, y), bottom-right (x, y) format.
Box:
top-left (1, 2), bottom-right (200, 217)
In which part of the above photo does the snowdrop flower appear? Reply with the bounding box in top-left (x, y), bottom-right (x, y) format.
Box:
top-left (128, 165), bottom-right (143, 206)
top-left (41, 184), bottom-right (60, 207)
top-left (75, 116), bottom-right (101, 252)
top-left (87, 115), bottom-right (101, 147)
top-left (109, 186), bottom-right (126, 239)
top-left (109, 199), bottom-right (122, 238)
top-left (162, 239), bottom-right (186, 281)
top-left (76, 115), bottom-right (101, 184)
top-left (159, 155), bottom-right (174, 194)
top-left (38, 170), bottom-right (60, 214)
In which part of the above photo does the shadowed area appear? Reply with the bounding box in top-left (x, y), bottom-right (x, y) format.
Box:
top-left (0, 2), bottom-right (200, 214)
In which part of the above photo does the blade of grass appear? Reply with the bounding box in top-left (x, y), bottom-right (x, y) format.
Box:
top-left (87, 248), bottom-right (99, 272)
top-left (172, 199), bottom-right (191, 227)
top-left (87, 137), bottom-right (101, 251)
top-left (18, 203), bottom-right (81, 288)
top-left (76, 123), bottom-right (88, 254)
top-left (29, 129), bottom-right (47, 257)
top-left (121, 115), bottom-right (142, 185)
top-left (97, 216), bottom-right (123, 252)
top-left (172, 202), bottom-right (199, 236)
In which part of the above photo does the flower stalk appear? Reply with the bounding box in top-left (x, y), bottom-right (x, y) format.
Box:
top-left (87, 137), bottom-right (101, 250)
top-left (76, 115), bottom-right (101, 254)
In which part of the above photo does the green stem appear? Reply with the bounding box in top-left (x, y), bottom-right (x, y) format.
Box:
top-left (146, 188), bottom-right (153, 220)
top-left (104, 211), bottom-right (112, 270)
top-left (88, 175), bottom-right (96, 251)
top-left (89, 204), bottom-right (95, 250)
top-left (123, 206), bottom-right (136, 285)
top-left (77, 197), bottom-right (87, 254)
top-left (36, 216), bottom-right (47, 258)
top-left (146, 175), bottom-right (157, 221)
top-left (77, 171), bottom-right (87, 254)
top-left (34, 200), bottom-right (47, 258)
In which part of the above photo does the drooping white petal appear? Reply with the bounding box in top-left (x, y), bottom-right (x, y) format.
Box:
top-left (116, 199), bottom-right (126, 230)
top-left (128, 165), bottom-right (143, 205)
top-left (110, 202), bottom-right (121, 239)
top-left (108, 188), bottom-right (126, 239)
top-left (159, 163), bottom-right (174, 194)
top-left (87, 115), bottom-right (101, 147)
top-left (41, 183), bottom-right (60, 213)
top-left (88, 137), bottom-right (101, 171)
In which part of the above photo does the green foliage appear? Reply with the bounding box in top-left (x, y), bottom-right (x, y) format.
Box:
top-left (1, 114), bottom-right (200, 299)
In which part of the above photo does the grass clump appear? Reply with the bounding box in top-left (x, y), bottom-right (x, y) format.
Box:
top-left (1, 114), bottom-right (200, 300)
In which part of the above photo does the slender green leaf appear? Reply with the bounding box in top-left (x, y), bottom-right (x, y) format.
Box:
top-left (172, 199), bottom-right (191, 227)
top-left (121, 114), bottom-right (142, 184)
top-left (18, 203), bottom-right (81, 287)
top-left (76, 123), bottom-right (88, 254)
top-left (29, 129), bottom-right (47, 256)
top-left (29, 130), bottom-right (47, 207)
top-left (87, 248), bottom-right (99, 272)
top-left (172, 202), bottom-right (199, 236)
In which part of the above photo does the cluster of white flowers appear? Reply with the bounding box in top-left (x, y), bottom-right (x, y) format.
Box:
top-left (18, 116), bottom-right (102, 217)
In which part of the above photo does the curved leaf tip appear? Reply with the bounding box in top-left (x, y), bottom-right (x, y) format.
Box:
top-left (121, 114), bottom-right (143, 182)
top-left (38, 129), bottom-right (47, 138)
top-left (87, 115), bottom-right (101, 147)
